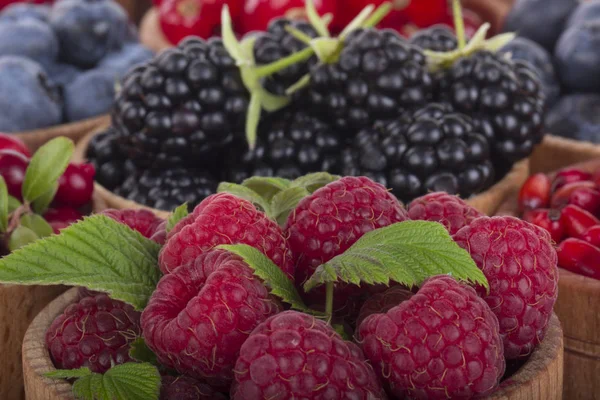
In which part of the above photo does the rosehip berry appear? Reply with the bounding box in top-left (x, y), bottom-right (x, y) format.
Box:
top-left (553, 168), bottom-right (592, 191)
top-left (567, 187), bottom-right (600, 216)
top-left (0, 133), bottom-right (31, 157)
top-left (582, 225), bottom-right (600, 248)
top-left (54, 163), bottom-right (95, 208)
top-left (561, 204), bottom-right (600, 239)
top-left (550, 181), bottom-right (597, 209)
top-left (44, 207), bottom-right (84, 234)
top-left (0, 150), bottom-right (29, 200)
top-left (523, 208), bottom-right (565, 243)
top-left (558, 238), bottom-right (600, 279)
top-left (239, 0), bottom-right (336, 34)
top-left (518, 173), bottom-right (551, 211)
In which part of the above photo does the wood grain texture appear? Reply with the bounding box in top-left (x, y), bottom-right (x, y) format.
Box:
top-left (24, 288), bottom-right (563, 400)
top-left (139, 7), bottom-right (173, 53)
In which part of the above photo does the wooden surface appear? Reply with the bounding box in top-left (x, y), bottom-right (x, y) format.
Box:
top-left (139, 7), bottom-right (173, 53)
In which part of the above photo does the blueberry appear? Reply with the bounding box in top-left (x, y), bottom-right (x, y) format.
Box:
top-left (49, 0), bottom-right (130, 68)
top-left (0, 56), bottom-right (62, 132)
top-left (499, 37), bottom-right (560, 107)
top-left (555, 22), bottom-right (600, 93)
top-left (502, 0), bottom-right (578, 52)
top-left (545, 94), bottom-right (600, 143)
top-left (0, 3), bottom-right (51, 23)
top-left (45, 62), bottom-right (83, 88)
top-left (64, 68), bottom-right (118, 122)
top-left (566, 0), bottom-right (600, 28)
top-left (98, 43), bottom-right (154, 76)
top-left (0, 19), bottom-right (58, 68)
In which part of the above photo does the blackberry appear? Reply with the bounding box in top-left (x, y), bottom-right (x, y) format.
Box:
top-left (410, 25), bottom-right (459, 52)
top-left (299, 28), bottom-right (434, 135)
top-left (341, 103), bottom-right (495, 202)
top-left (112, 36), bottom-right (250, 172)
top-left (252, 18), bottom-right (319, 96)
top-left (436, 50), bottom-right (546, 175)
top-left (116, 167), bottom-right (217, 211)
top-left (86, 126), bottom-right (136, 190)
top-left (229, 110), bottom-right (342, 182)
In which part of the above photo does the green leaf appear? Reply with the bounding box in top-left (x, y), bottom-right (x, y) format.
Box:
top-left (8, 226), bottom-right (39, 251)
top-left (291, 172), bottom-right (339, 193)
top-left (242, 176), bottom-right (291, 202)
top-left (270, 187), bottom-right (310, 226)
top-left (8, 196), bottom-right (21, 213)
top-left (32, 183), bottom-right (58, 214)
top-left (0, 215), bottom-right (161, 310)
top-left (22, 137), bottom-right (74, 203)
top-left (72, 374), bottom-right (103, 400)
top-left (303, 220), bottom-right (488, 292)
top-left (46, 367), bottom-right (92, 379)
top-left (166, 204), bottom-right (188, 234)
top-left (217, 182), bottom-right (271, 215)
top-left (0, 176), bottom-right (8, 232)
top-left (20, 214), bottom-right (53, 238)
top-left (129, 338), bottom-right (158, 366)
top-left (217, 244), bottom-right (315, 314)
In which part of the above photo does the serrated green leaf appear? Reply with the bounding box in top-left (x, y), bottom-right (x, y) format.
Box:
top-left (32, 183), bottom-right (58, 214)
top-left (8, 196), bottom-right (21, 213)
top-left (217, 182), bottom-right (271, 215)
top-left (291, 172), bottom-right (339, 193)
top-left (166, 204), bottom-right (188, 234)
top-left (72, 374), bottom-right (100, 400)
top-left (22, 137), bottom-right (74, 203)
top-left (217, 244), bottom-right (315, 314)
top-left (46, 367), bottom-right (92, 379)
top-left (20, 214), bottom-right (53, 238)
top-left (101, 363), bottom-right (160, 400)
top-left (304, 221), bottom-right (488, 292)
top-left (0, 215), bottom-right (161, 310)
top-left (129, 338), bottom-right (158, 366)
top-left (242, 176), bottom-right (291, 202)
top-left (0, 176), bottom-right (8, 232)
top-left (8, 225), bottom-right (39, 251)
top-left (270, 187), bottom-right (310, 226)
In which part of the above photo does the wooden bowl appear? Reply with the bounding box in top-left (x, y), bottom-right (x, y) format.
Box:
top-left (22, 287), bottom-right (563, 400)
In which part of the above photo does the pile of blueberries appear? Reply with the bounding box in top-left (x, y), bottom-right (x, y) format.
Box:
top-left (0, 0), bottom-right (154, 132)
top-left (502, 0), bottom-right (600, 143)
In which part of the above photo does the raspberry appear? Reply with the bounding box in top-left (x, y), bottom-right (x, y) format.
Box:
top-left (358, 275), bottom-right (505, 399)
top-left (141, 250), bottom-right (282, 387)
top-left (160, 375), bottom-right (226, 400)
top-left (159, 193), bottom-right (294, 277)
top-left (453, 216), bottom-right (559, 359)
top-left (101, 209), bottom-right (165, 241)
top-left (45, 294), bottom-right (141, 373)
top-left (285, 176), bottom-right (408, 306)
top-left (407, 192), bottom-right (483, 235)
top-left (355, 285), bottom-right (414, 328)
top-left (231, 310), bottom-right (386, 400)
top-left (150, 219), bottom-right (168, 245)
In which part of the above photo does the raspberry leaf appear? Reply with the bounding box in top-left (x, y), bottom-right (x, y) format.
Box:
top-left (166, 203), bottom-right (188, 234)
top-left (32, 183), bottom-right (58, 214)
top-left (20, 214), bottom-right (53, 238)
top-left (22, 137), bottom-right (73, 203)
top-left (291, 172), bottom-right (339, 193)
top-left (129, 338), bottom-right (159, 366)
top-left (270, 187), bottom-right (310, 226)
top-left (46, 367), bottom-right (92, 379)
top-left (217, 182), bottom-right (272, 216)
top-left (8, 225), bottom-right (39, 251)
top-left (8, 195), bottom-right (20, 213)
top-left (0, 215), bottom-right (161, 310)
top-left (0, 176), bottom-right (8, 232)
top-left (218, 243), bottom-right (317, 314)
top-left (303, 220), bottom-right (488, 292)
top-left (242, 177), bottom-right (291, 202)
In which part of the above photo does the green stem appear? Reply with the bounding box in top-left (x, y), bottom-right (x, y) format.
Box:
top-left (325, 282), bottom-right (334, 322)
top-left (285, 26), bottom-right (314, 45)
top-left (255, 47), bottom-right (315, 78)
top-left (363, 2), bottom-right (393, 29)
top-left (453, 0), bottom-right (466, 50)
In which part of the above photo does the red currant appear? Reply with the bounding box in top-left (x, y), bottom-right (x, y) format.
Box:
top-left (522, 208), bottom-right (565, 244)
top-left (518, 173), bottom-right (552, 211)
top-left (53, 163), bottom-right (95, 208)
top-left (0, 150), bottom-right (29, 200)
top-left (553, 168), bottom-right (592, 191)
top-left (44, 207), bottom-right (83, 234)
top-left (239, 0), bottom-right (336, 34)
top-left (0, 133), bottom-right (31, 157)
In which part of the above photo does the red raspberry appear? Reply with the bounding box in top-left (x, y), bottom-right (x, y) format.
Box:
top-left (159, 193), bottom-right (294, 278)
top-left (150, 219), bottom-right (168, 245)
top-left (45, 294), bottom-right (141, 374)
top-left (101, 209), bottom-right (165, 241)
top-left (407, 192), bottom-right (483, 235)
top-left (453, 216), bottom-right (559, 359)
top-left (232, 310), bottom-right (386, 400)
top-left (356, 285), bottom-right (414, 328)
top-left (160, 375), bottom-right (226, 400)
top-left (141, 250), bottom-right (282, 388)
top-left (54, 163), bottom-right (96, 208)
top-left (358, 275), bottom-right (505, 399)
top-left (285, 176), bottom-right (408, 306)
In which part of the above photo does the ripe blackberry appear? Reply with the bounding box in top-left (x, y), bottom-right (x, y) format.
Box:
top-left (86, 126), bottom-right (137, 190)
top-left (252, 18), bottom-right (319, 96)
top-left (436, 50), bottom-right (546, 174)
top-left (116, 167), bottom-right (217, 211)
top-left (112, 36), bottom-right (249, 171)
top-left (410, 25), bottom-right (458, 52)
top-left (229, 109), bottom-right (342, 182)
top-left (341, 103), bottom-right (495, 203)
top-left (300, 28), bottom-right (434, 135)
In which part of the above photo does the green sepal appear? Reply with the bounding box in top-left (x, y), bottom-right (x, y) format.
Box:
top-left (270, 187), bottom-right (310, 226)
top-left (166, 204), bottom-right (188, 234)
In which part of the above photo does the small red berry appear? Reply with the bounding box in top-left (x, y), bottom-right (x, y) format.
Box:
top-left (582, 225), bottom-right (600, 248)
top-left (553, 168), bottom-right (592, 191)
top-left (239, 0), bottom-right (336, 34)
top-left (558, 238), bottom-right (600, 279)
top-left (0, 133), bottom-right (31, 157)
top-left (518, 173), bottom-right (551, 211)
top-left (54, 163), bottom-right (95, 208)
top-left (561, 204), bottom-right (600, 239)
top-left (0, 150), bottom-right (29, 200)
top-left (566, 187), bottom-right (600, 216)
top-left (550, 181), bottom-right (597, 209)
top-left (522, 208), bottom-right (565, 243)
top-left (44, 207), bottom-right (84, 234)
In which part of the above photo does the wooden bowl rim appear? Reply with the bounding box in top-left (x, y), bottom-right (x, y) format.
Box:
top-left (23, 288), bottom-right (562, 400)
